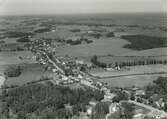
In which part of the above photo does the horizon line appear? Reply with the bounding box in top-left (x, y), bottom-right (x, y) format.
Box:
top-left (0, 11), bottom-right (166, 17)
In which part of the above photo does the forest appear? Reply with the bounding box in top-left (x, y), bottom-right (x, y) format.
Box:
top-left (121, 35), bottom-right (167, 50)
top-left (0, 82), bottom-right (104, 119)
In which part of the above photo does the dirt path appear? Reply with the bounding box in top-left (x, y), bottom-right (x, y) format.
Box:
top-left (106, 104), bottom-right (111, 119)
top-left (0, 75), bottom-right (5, 88)
top-left (128, 100), bottom-right (167, 118)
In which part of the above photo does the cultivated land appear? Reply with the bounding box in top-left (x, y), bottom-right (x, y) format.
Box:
top-left (100, 74), bottom-right (167, 87)
top-left (4, 63), bottom-right (52, 86)
top-left (55, 38), bottom-right (132, 58)
top-left (0, 51), bottom-right (36, 65)
top-left (1, 15), bottom-right (167, 87)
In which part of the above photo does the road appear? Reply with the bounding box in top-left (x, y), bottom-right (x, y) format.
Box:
top-left (39, 50), bottom-right (65, 74)
top-left (0, 75), bottom-right (5, 88)
top-left (106, 104), bottom-right (112, 119)
top-left (128, 100), bottom-right (167, 117)
top-left (98, 72), bottom-right (167, 79)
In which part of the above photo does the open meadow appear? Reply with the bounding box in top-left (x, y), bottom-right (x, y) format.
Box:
top-left (4, 63), bottom-right (52, 86)
top-left (91, 64), bottom-right (167, 87)
top-left (100, 73), bottom-right (167, 88)
top-left (55, 37), bottom-right (132, 58)
top-left (91, 64), bottom-right (167, 77)
top-left (0, 51), bottom-right (36, 65)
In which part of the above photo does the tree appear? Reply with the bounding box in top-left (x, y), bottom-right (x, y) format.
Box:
top-left (4, 65), bottom-right (22, 77)
top-left (106, 32), bottom-right (115, 37)
top-left (121, 102), bottom-right (135, 119)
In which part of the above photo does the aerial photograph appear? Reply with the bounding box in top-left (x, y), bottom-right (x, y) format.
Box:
top-left (0, 0), bottom-right (167, 119)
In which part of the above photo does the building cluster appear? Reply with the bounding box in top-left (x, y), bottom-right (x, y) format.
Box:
top-left (30, 38), bottom-right (167, 119)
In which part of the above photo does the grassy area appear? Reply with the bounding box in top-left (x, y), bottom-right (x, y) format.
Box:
top-left (0, 51), bottom-right (36, 65)
top-left (91, 64), bottom-right (167, 77)
top-left (100, 74), bottom-right (167, 88)
top-left (121, 35), bottom-right (167, 50)
top-left (4, 63), bottom-right (52, 86)
top-left (91, 65), bottom-right (167, 87)
top-left (55, 38), bottom-right (132, 58)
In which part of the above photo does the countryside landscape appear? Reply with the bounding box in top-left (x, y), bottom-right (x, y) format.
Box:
top-left (0, 0), bottom-right (167, 118)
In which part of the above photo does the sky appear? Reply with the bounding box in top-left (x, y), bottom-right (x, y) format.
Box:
top-left (0, 0), bottom-right (167, 15)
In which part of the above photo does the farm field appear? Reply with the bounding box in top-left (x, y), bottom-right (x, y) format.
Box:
top-left (98, 55), bottom-right (167, 65)
top-left (4, 63), bottom-right (52, 86)
top-left (0, 51), bottom-right (36, 65)
top-left (0, 51), bottom-right (40, 87)
top-left (55, 37), bottom-right (132, 58)
top-left (100, 73), bottom-right (167, 88)
top-left (121, 47), bottom-right (167, 56)
top-left (91, 64), bottom-right (167, 77)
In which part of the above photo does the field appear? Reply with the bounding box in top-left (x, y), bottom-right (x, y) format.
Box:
top-left (121, 47), bottom-right (167, 56)
top-left (1, 14), bottom-right (167, 88)
top-left (0, 51), bottom-right (36, 65)
top-left (55, 37), bottom-right (132, 59)
top-left (121, 35), bottom-right (167, 50)
top-left (100, 74), bottom-right (167, 88)
top-left (91, 64), bottom-right (167, 87)
top-left (4, 63), bottom-right (52, 86)
top-left (91, 64), bottom-right (167, 77)
top-left (0, 51), bottom-right (41, 87)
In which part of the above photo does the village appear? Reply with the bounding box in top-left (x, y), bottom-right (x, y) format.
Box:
top-left (28, 37), bottom-right (167, 119)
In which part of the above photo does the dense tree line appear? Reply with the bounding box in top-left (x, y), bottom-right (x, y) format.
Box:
top-left (4, 65), bottom-right (22, 77)
top-left (91, 55), bottom-right (107, 68)
top-left (121, 35), bottom-right (167, 50)
top-left (17, 36), bottom-right (31, 43)
top-left (106, 32), bottom-right (115, 37)
top-left (113, 59), bottom-right (167, 68)
top-left (0, 40), bottom-right (5, 44)
top-left (91, 55), bottom-right (167, 69)
top-left (145, 77), bottom-right (167, 111)
top-left (88, 32), bottom-right (102, 39)
top-left (3, 31), bottom-right (33, 38)
top-left (34, 27), bottom-right (51, 33)
top-left (91, 102), bottom-right (110, 119)
top-left (66, 38), bottom-right (93, 45)
top-left (108, 102), bottom-right (135, 119)
top-left (92, 56), bottom-right (167, 68)
top-left (112, 91), bottom-right (129, 103)
top-left (70, 29), bottom-right (81, 32)
top-left (1, 83), bottom-right (104, 119)
top-left (145, 77), bottom-right (167, 95)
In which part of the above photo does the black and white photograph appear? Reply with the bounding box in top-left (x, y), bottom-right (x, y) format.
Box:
top-left (0, 0), bottom-right (167, 119)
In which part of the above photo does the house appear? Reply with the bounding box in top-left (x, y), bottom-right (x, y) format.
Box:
top-left (89, 101), bottom-right (98, 106)
top-left (135, 90), bottom-right (145, 96)
top-left (133, 113), bottom-right (145, 119)
top-left (115, 66), bottom-right (121, 70)
top-left (106, 67), bottom-right (115, 71)
top-left (87, 30), bottom-right (95, 34)
top-left (62, 76), bottom-right (68, 81)
top-left (76, 60), bottom-right (84, 65)
top-left (86, 106), bottom-right (93, 116)
top-left (110, 103), bottom-right (120, 114)
top-left (52, 68), bottom-right (57, 73)
top-left (86, 101), bottom-right (98, 116)
top-left (155, 98), bottom-right (165, 108)
top-left (104, 92), bottom-right (116, 101)
top-left (78, 74), bottom-right (83, 79)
